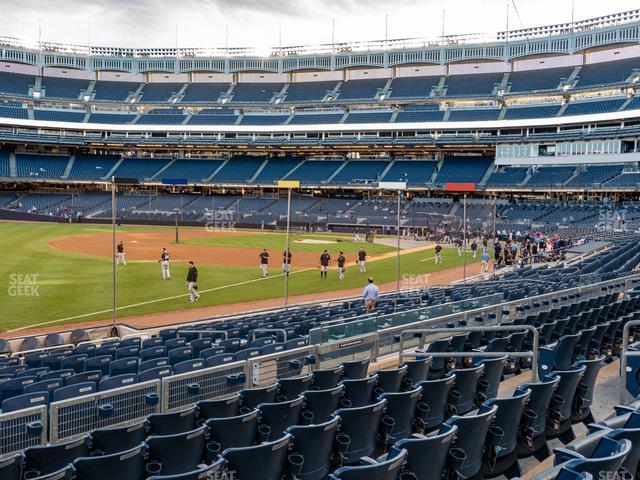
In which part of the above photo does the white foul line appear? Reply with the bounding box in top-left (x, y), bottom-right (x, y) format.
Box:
top-left (6, 267), bottom-right (315, 333)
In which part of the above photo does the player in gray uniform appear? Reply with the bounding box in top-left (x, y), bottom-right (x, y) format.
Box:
top-left (259, 249), bottom-right (269, 278)
top-left (116, 241), bottom-right (126, 266)
top-left (337, 252), bottom-right (346, 280)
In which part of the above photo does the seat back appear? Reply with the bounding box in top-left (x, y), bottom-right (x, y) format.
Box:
top-left (73, 443), bottom-right (147, 480)
top-left (258, 396), bottom-right (304, 441)
top-left (341, 358), bottom-right (370, 380)
top-left (549, 365), bottom-right (587, 423)
top-left (572, 357), bottom-right (605, 422)
top-left (205, 409), bottom-right (260, 455)
top-left (520, 375), bottom-right (561, 438)
top-left (53, 382), bottom-right (97, 402)
top-left (277, 374), bottom-right (313, 401)
top-left (240, 384), bottom-right (278, 411)
top-left (447, 364), bottom-right (485, 415)
top-left (197, 393), bottom-right (240, 420)
top-left (476, 355), bottom-right (508, 403)
top-left (329, 448), bottom-right (408, 480)
top-left (341, 375), bottom-right (378, 408)
top-left (401, 356), bottom-right (433, 386)
top-left (24, 435), bottom-right (90, 477)
top-left (333, 399), bottom-right (387, 464)
top-left (485, 387), bottom-right (532, 458)
top-left (2, 391), bottom-right (49, 413)
top-left (311, 366), bottom-right (344, 390)
top-left (374, 365), bottom-right (408, 394)
top-left (148, 406), bottom-right (197, 435)
top-left (415, 375), bottom-right (456, 431)
top-left (302, 385), bottom-right (344, 424)
top-left (378, 387), bottom-right (422, 445)
top-left (90, 421), bottom-right (146, 455)
top-left (287, 416), bottom-right (340, 480)
top-left (221, 434), bottom-right (292, 480)
top-left (146, 426), bottom-right (207, 476)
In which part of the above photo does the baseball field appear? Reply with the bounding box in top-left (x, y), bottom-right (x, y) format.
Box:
top-left (1, 221), bottom-right (482, 334)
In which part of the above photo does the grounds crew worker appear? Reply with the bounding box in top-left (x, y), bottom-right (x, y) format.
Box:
top-left (186, 261), bottom-right (199, 302)
top-left (259, 249), bottom-right (269, 278)
top-left (319, 250), bottom-right (331, 278)
top-left (159, 247), bottom-right (171, 280)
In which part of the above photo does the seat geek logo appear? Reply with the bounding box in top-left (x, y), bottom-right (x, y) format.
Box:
top-left (8, 274), bottom-right (40, 297)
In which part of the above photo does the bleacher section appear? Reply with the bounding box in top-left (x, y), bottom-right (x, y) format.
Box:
top-left (486, 167), bottom-right (528, 187)
top-left (336, 79), bottom-right (387, 101)
top-left (283, 81), bottom-right (337, 103)
top-left (562, 98), bottom-right (627, 116)
top-left (41, 77), bottom-right (89, 100)
top-left (448, 108), bottom-right (501, 121)
top-left (565, 165), bottom-right (624, 188)
top-left (68, 154), bottom-right (120, 180)
top-left (92, 81), bottom-right (140, 102)
top-left (155, 159), bottom-right (224, 183)
top-left (507, 67), bottom-right (574, 93)
top-left (504, 104), bottom-right (561, 119)
top-left (139, 83), bottom-right (183, 103)
top-left (283, 160), bottom-right (343, 184)
top-left (230, 83), bottom-right (283, 103)
top-left (526, 166), bottom-right (576, 187)
top-left (329, 161), bottom-right (388, 184)
top-left (180, 83), bottom-right (228, 103)
top-left (381, 160), bottom-right (437, 185)
top-left (388, 76), bottom-right (439, 98)
top-left (0, 72), bottom-right (34, 96)
top-left (110, 158), bottom-right (169, 181)
top-left (15, 154), bottom-right (70, 179)
top-left (252, 158), bottom-right (301, 184)
top-left (444, 73), bottom-right (503, 96)
top-left (33, 109), bottom-right (86, 122)
top-left (211, 157), bottom-right (262, 183)
top-left (575, 58), bottom-right (640, 88)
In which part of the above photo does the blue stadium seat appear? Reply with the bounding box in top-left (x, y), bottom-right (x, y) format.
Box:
top-left (53, 382), bottom-right (96, 402)
top-left (197, 393), bottom-right (240, 420)
top-left (554, 436), bottom-right (631, 478)
top-left (258, 396), bottom-right (305, 440)
top-left (146, 460), bottom-right (225, 480)
top-left (221, 434), bottom-right (292, 480)
top-left (24, 436), bottom-right (90, 478)
top-left (139, 358), bottom-right (171, 372)
top-left (240, 384), bottom-right (278, 411)
top-left (148, 406), bottom-right (197, 435)
top-left (572, 357), bottom-right (605, 425)
top-left (476, 355), bottom-right (508, 403)
top-left (378, 387), bottom-right (422, 446)
top-left (275, 374), bottom-right (313, 402)
top-left (204, 354), bottom-right (236, 368)
top-left (40, 369), bottom-right (75, 382)
top-left (414, 375), bottom-right (456, 432)
top-left (115, 346), bottom-right (140, 360)
top-left (424, 338), bottom-right (451, 378)
top-left (89, 421), bottom-right (146, 455)
top-left (142, 338), bottom-right (164, 349)
top-left (235, 348), bottom-right (260, 361)
top-left (1, 391), bottom-right (49, 413)
top-left (173, 359), bottom-right (205, 375)
top-left (379, 422), bottom-right (458, 480)
top-left (73, 443), bottom-right (147, 480)
top-left (138, 366), bottom-right (173, 382)
top-left (311, 366), bottom-right (344, 389)
top-left (287, 416), bottom-right (340, 480)
top-left (446, 364), bottom-right (485, 415)
top-left (547, 365), bottom-right (587, 444)
top-left (302, 384), bottom-right (344, 423)
top-left (73, 344), bottom-right (96, 357)
top-left (0, 376), bottom-right (37, 401)
top-left (84, 356), bottom-right (111, 376)
top-left (333, 399), bottom-right (387, 464)
top-left (140, 347), bottom-right (167, 362)
top-left (120, 337), bottom-right (141, 348)
top-left (23, 378), bottom-right (63, 401)
top-left (539, 333), bottom-right (581, 376)
top-left (109, 358), bottom-right (139, 377)
top-left (482, 387), bottom-right (532, 478)
top-left (0, 454), bottom-right (22, 480)
top-left (98, 373), bottom-right (138, 391)
top-left (204, 409), bottom-right (260, 456)
top-left (341, 358), bottom-right (370, 380)
top-left (373, 365), bottom-right (407, 394)
top-left (340, 375), bottom-right (378, 408)
top-left (168, 347), bottom-right (193, 366)
top-left (444, 404), bottom-right (498, 480)
top-left (189, 339), bottom-right (212, 358)
top-left (65, 371), bottom-right (102, 386)
top-left (145, 426), bottom-right (207, 476)
top-left (517, 375), bottom-right (562, 460)
top-left (30, 466), bottom-right (75, 479)
top-left (330, 448), bottom-right (408, 480)
top-left (41, 354), bottom-right (66, 371)
top-left (400, 356), bottom-right (433, 387)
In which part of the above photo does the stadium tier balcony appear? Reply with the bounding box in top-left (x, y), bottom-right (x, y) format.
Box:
top-left (210, 157), bottom-right (263, 183)
top-left (387, 76), bottom-right (440, 99)
top-left (180, 83), bottom-right (229, 103)
top-left (229, 83), bottom-right (284, 103)
top-left (0, 102), bottom-right (28, 119)
top-left (565, 165), bottom-right (624, 188)
top-left (110, 158), bottom-right (171, 181)
top-left (448, 108), bottom-right (501, 121)
top-left (41, 77), bottom-right (90, 100)
top-left (239, 113), bottom-right (290, 125)
top-left (136, 109), bottom-right (186, 125)
top-left (138, 83), bottom-right (184, 103)
top-left (503, 104), bottom-right (562, 120)
top-left (433, 156), bottom-right (493, 186)
top-left (0, 72), bottom-right (35, 96)
top-left (187, 111), bottom-right (239, 125)
top-left (329, 160), bottom-right (388, 184)
top-left (574, 57), bottom-right (640, 89)
top-left (562, 98), bottom-right (627, 116)
top-left (343, 111), bottom-right (393, 123)
top-left (156, 159), bottom-right (225, 183)
top-left (395, 105), bottom-right (444, 122)
top-left (87, 112), bottom-right (136, 124)
top-left (380, 160), bottom-right (437, 186)
top-left (282, 81), bottom-right (337, 103)
top-left (443, 72), bottom-right (504, 97)
top-left (0, 150), bottom-right (10, 177)
top-left (485, 167), bottom-right (528, 187)
top-left (507, 66), bottom-right (574, 93)
top-left (15, 153), bottom-right (70, 179)
top-left (288, 112), bottom-right (344, 125)
top-left (604, 171), bottom-right (640, 187)
top-left (33, 109), bottom-right (86, 122)
top-left (336, 78), bottom-right (387, 101)
top-left (525, 166), bottom-right (576, 187)
top-left (252, 157), bottom-right (303, 184)
top-left (92, 81), bottom-right (141, 102)
top-left (284, 160), bottom-right (344, 184)
top-left (68, 154), bottom-right (121, 180)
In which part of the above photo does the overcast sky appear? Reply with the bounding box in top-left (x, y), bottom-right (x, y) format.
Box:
top-left (1, 0), bottom-right (639, 49)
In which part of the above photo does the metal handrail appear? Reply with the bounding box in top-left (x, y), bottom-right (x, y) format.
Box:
top-left (251, 329), bottom-right (288, 342)
top-left (398, 325), bottom-right (540, 382)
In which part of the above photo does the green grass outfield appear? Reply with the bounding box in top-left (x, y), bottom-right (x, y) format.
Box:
top-left (0, 222), bottom-right (479, 332)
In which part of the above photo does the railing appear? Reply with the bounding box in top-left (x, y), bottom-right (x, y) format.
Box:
top-left (49, 379), bottom-right (161, 444)
top-left (398, 325), bottom-right (540, 382)
top-left (0, 405), bottom-right (47, 460)
top-left (619, 318), bottom-right (640, 401)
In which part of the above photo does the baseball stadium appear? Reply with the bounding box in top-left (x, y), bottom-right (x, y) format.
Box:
top-left (2, 1), bottom-right (640, 479)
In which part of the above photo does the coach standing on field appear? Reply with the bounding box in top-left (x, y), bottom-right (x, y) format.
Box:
top-left (116, 241), bottom-right (126, 266)
top-left (358, 247), bottom-right (367, 273)
top-left (319, 250), bottom-right (331, 278)
top-left (186, 261), bottom-right (200, 302)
